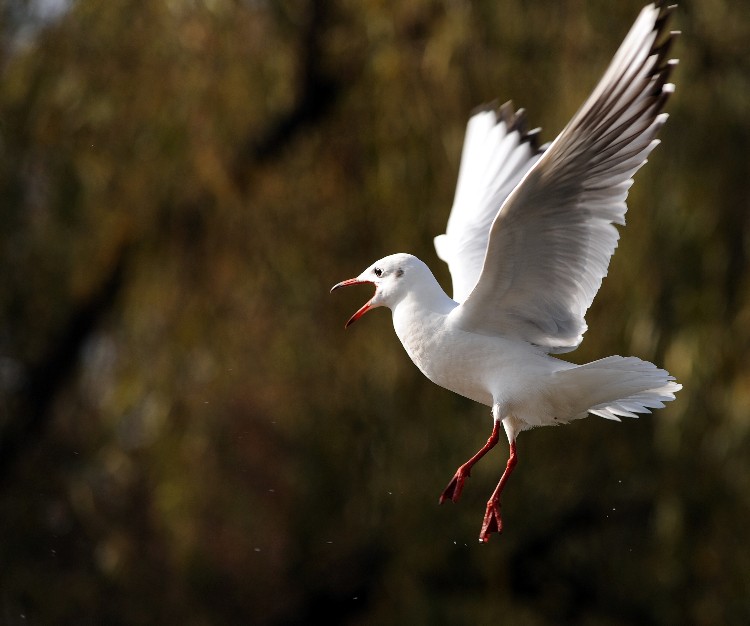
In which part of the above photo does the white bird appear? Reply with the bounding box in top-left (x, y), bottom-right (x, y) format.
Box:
top-left (331, 2), bottom-right (681, 543)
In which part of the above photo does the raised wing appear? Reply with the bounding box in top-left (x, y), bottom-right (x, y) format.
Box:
top-left (434, 103), bottom-right (546, 303)
top-left (451, 2), bottom-right (678, 353)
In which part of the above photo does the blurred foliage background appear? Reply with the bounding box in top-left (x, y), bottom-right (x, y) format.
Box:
top-left (1, 0), bottom-right (749, 623)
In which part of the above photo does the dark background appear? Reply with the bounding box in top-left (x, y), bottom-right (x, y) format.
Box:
top-left (1, 0), bottom-right (749, 623)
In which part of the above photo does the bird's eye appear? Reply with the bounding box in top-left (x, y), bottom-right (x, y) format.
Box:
top-left (373, 267), bottom-right (383, 277)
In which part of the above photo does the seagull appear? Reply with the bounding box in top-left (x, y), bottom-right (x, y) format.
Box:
top-left (331, 2), bottom-right (681, 543)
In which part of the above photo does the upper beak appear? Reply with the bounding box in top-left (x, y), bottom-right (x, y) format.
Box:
top-left (330, 278), bottom-right (375, 328)
top-left (330, 278), bottom-right (368, 293)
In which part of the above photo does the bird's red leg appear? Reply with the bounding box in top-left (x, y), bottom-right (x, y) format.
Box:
top-left (439, 421), bottom-right (501, 504)
top-left (479, 440), bottom-right (517, 543)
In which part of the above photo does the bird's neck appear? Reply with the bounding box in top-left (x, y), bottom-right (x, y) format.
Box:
top-left (391, 278), bottom-right (456, 342)
top-left (390, 278), bottom-right (457, 387)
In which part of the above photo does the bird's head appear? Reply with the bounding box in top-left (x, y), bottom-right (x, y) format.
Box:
top-left (330, 253), bottom-right (428, 327)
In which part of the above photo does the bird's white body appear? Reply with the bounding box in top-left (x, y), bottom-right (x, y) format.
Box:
top-left (332, 3), bottom-right (681, 541)
top-left (386, 254), bottom-right (677, 442)
top-left (390, 262), bottom-right (543, 410)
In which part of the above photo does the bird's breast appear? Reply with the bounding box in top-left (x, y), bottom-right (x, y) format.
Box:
top-left (392, 309), bottom-right (498, 407)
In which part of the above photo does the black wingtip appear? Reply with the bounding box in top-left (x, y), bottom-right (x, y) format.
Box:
top-left (469, 99), bottom-right (500, 117)
top-left (497, 101), bottom-right (545, 154)
top-left (469, 100), bottom-right (546, 154)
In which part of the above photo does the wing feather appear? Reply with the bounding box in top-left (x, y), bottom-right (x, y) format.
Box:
top-left (450, 3), bottom-right (678, 353)
top-left (434, 103), bottom-right (546, 303)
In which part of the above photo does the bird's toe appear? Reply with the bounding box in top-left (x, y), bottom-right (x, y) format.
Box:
top-left (479, 500), bottom-right (503, 542)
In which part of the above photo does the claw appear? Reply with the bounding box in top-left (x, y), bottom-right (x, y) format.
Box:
top-left (479, 499), bottom-right (503, 542)
top-left (439, 470), bottom-right (469, 504)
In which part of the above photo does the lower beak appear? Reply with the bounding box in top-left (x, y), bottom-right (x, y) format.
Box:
top-left (330, 278), bottom-right (375, 328)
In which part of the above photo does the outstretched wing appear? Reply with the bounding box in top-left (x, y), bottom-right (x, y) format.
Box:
top-left (451, 2), bottom-right (678, 353)
top-left (434, 102), bottom-right (546, 303)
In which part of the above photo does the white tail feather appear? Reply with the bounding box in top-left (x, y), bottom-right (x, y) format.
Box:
top-left (554, 356), bottom-right (681, 423)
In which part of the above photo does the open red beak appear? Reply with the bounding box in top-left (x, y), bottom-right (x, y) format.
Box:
top-left (330, 278), bottom-right (375, 328)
